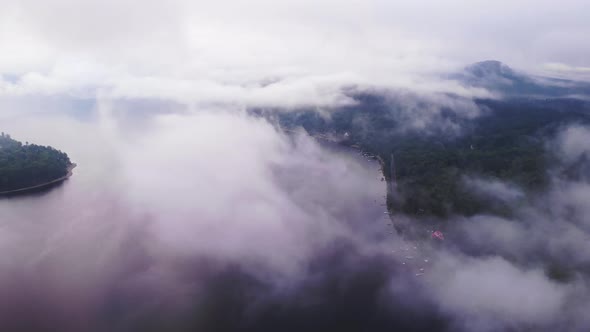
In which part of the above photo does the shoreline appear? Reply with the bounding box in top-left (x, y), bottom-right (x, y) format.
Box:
top-left (0, 163), bottom-right (77, 196)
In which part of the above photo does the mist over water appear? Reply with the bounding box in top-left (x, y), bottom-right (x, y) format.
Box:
top-left (2, 96), bottom-right (590, 332)
top-left (0, 106), bottom-right (430, 331)
top-left (1, 0), bottom-right (590, 329)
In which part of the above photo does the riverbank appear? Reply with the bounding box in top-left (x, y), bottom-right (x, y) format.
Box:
top-left (0, 163), bottom-right (77, 196)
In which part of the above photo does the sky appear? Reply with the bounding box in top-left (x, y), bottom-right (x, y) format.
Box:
top-left (1, 0), bottom-right (590, 107)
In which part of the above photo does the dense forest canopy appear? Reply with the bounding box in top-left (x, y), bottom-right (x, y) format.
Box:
top-left (0, 133), bottom-right (72, 192)
top-left (274, 95), bottom-right (590, 218)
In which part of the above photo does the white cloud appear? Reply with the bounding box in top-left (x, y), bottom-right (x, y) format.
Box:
top-left (462, 176), bottom-right (525, 203)
top-left (428, 254), bottom-right (567, 330)
top-left (0, 0), bottom-right (588, 107)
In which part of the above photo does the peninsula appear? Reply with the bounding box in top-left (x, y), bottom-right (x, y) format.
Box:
top-left (0, 133), bottom-right (74, 195)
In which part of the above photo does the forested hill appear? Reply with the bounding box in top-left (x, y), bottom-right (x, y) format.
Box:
top-left (273, 95), bottom-right (590, 218)
top-left (0, 133), bottom-right (72, 192)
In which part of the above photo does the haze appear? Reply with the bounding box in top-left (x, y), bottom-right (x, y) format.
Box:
top-left (1, 1), bottom-right (590, 331)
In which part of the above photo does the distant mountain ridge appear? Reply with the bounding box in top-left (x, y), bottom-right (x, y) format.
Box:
top-left (465, 60), bottom-right (518, 79)
top-left (274, 60), bottom-right (590, 217)
top-left (454, 60), bottom-right (590, 98)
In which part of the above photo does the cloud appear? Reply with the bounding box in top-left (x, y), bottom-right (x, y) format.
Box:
top-left (2, 96), bottom-right (590, 331)
top-left (427, 254), bottom-right (568, 331)
top-left (553, 125), bottom-right (590, 163)
top-left (1, 1), bottom-right (590, 330)
top-left (462, 176), bottom-right (525, 203)
top-left (414, 124), bottom-right (590, 331)
top-left (1, 0), bottom-right (589, 107)
top-left (0, 107), bottom-right (419, 330)
top-left (543, 63), bottom-right (590, 77)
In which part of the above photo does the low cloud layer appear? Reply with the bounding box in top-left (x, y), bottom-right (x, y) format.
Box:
top-left (428, 255), bottom-right (567, 331)
top-left (427, 124), bottom-right (590, 331)
top-left (0, 107), bottom-right (411, 330)
top-left (1, 1), bottom-right (590, 330)
top-left (1, 0), bottom-right (589, 109)
top-left (1, 104), bottom-right (590, 331)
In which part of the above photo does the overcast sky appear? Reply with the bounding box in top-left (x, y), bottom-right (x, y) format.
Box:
top-left (1, 0), bottom-right (589, 106)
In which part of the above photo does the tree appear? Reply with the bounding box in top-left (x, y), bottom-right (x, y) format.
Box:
top-left (0, 134), bottom-right (72, 191)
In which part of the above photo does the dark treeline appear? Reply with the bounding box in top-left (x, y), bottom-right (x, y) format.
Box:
top-left (271, 94), bottom-right (590, 218)
top-left (0, 133), bottom-right (71, 192)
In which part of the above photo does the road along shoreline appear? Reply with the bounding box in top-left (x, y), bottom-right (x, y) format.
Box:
top-left (0, 163), bottom-right (77, 196)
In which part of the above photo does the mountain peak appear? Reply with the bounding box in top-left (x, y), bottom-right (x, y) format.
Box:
top-left (465, 60), bottom-right (515, 78)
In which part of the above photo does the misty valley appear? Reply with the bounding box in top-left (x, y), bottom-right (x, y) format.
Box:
top-left (4, 0), bottom-right (590, 329)
top-left (1, 59), bottom-right (590, 331)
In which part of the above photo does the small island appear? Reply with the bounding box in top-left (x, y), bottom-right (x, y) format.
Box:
top-left (0, 132), bottom-right (74, 195)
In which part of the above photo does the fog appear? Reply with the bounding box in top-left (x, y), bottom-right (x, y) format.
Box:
top-left (0, 106), bottom-right (412, 330)
top-left (1, 0), bottom-right (590, 331)
top-left (0, 99), bottom-right (589, 331)
top-left (2, 0), bottom-right (590, 110)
